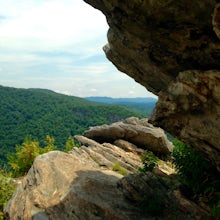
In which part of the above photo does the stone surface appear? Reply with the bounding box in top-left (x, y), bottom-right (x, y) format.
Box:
top-left (4, 150), bottom-right (209, 220)
top-left (118, 173), bottom-right (211, 219)
top-left (113, 139), bottom-right (144, 155)
top-left (74, 135), bottom-right (143, 173)
top-left (4, 117), bottom-right (211, 219)
top-left (83, 0), bottom-right (220, 171)
top-left (83, 117), bottom-right (173, 156)
top-left (4, 150), bottom-right (139, 220)
top-left (84, 0), bottom-right (218, 94)
top-left (150, 70), bottom-right (220, 170)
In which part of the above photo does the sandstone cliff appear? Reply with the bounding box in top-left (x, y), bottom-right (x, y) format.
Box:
top-left (84, 0), bottom-right (220, 172)
top-left (4, 118), bottom-right (210, 219)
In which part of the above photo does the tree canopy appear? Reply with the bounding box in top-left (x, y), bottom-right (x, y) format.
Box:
top-left (0, 86), bottom-right (144, 165)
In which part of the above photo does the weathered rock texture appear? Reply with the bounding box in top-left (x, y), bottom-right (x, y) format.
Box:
top-left (150, 70), bottom-right (220, 169)
top-left (83, 0), bottom-right (220, 171)
top-left (4, 119), bottom-right (172, 219)
top-left (4, 139), bottom-right (209, 220)
top-left (83, 117), bottom-right (173, 156)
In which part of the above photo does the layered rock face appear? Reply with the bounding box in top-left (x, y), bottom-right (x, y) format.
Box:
top-left (84, 0), bottom-right (220, 171)
top-left (4, 118), bottom-right (210, 219)
top-left (83, 117), bottom-right (173, 156)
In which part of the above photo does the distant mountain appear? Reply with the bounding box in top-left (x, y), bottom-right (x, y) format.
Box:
top-left (85, 96), bottom-right (157, 116)
top-left (85, 96), bottom-right (157, 104)
top-left (0, 86), bottom-right (143, 165)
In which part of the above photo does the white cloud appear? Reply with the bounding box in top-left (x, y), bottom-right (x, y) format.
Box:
top-left (0, 0), bottom-right (157, 98)
top-left (0, 0), bottom-right (109, 81)
top-left (90, 88), bottom-right (97, 93)
top-left (128, 90), bottom-right (135, 95)
top-left (0, 0), bottom-right (107, 51)
top-left (55, 90), bottom-right (71, 95)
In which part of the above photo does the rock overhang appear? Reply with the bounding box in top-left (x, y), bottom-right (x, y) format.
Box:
top-left (83, 0), bottom-right (220, 171)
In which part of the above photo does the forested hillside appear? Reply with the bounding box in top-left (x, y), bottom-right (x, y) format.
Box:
top-left (85, 97), bottom-right (157, 116)
top-left (0, 86), bottom-right (143, 165)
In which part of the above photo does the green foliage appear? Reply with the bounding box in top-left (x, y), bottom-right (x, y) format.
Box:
top-left (211, 200), bottom-right (220, 216)
top-left (139, 150), bottom-right (159, 172)
top-left (41, 135), bottom-right (57, 154)
top-left (65, 136), bottom-right (80, 152)
top-left (8, 136), bottom-right (40, 177)
top-left (8, 135), bottom-right (56, 177)
top-left (112, 163), bottom-right (128, 176)
top-left (172, 140), bottom-right (220, 217)
top-left (0, 86), bottom-right (143, 165)
top-left (172, 140), bottom-right (218, 193)
top-left (85, 97), bottom-right (157, 117)
top-left (139, 195), bottom-right (164, 216)
top-left (0, 170), bottom-right (15, 219)
top-left (0, 134), bottom-right (79, 217)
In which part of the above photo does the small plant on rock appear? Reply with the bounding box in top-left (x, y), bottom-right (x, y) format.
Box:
top-left (139, 150), bottom-right (159, 172)
top-left (112, 163), bottom-right (128, 176)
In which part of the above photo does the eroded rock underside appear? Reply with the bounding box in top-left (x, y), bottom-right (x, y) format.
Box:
top-left (84, 0), bottom-right (220, 171)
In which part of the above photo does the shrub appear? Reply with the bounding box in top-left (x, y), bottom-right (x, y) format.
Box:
top-left (40, 135), bottom-right (57, 154)
top-left (7, 136), bottom-right (41, 177)
top-left (0, 170), bottom-right (15, 219)
top-left (139, 150), bottom-right (159, 172)
top-left (65, 136), bottom-right (80, 152)
top-left (8, 135), bottom-right (57, 177)
top-left (172, 140), bottom-right (220, 217)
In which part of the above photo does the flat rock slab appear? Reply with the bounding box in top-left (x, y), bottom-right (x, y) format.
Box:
top-left (84, 117), bottom-right (173, 156)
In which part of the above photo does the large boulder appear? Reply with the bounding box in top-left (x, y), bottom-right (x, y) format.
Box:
top-left (4, 150), bottom-right (210, 220)
top-left (83, 117), bottom-right (173, 156)
top-left (4, 151), bottom-right (138, 220)
top-left (118, 173), bottom-right (211, 219)
top-left (4, 118), bottom-right (210, 219)
top-left (83, 0), bottom-right (220, 171)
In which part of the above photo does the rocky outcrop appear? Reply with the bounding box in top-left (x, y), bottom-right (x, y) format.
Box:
top-left (5, 118), bottom-right (210, 219)
top-left (4, 146), bottom-right (209, 220)
top-left (150, 70), bottom-right (220, 170)
top-left (74, 135), bottom-right (143, 174)
top-left (118, 173), bottom-right (211, 220)
top-left (83, 0), bottom-right (220, 171)
top-left (83, 117), bottom-right (173, 156)
top-left (5, 151), bottom-right (132, 220)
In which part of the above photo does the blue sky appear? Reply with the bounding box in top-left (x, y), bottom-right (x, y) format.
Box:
top-left (0, 0), bottom-right (156, 98)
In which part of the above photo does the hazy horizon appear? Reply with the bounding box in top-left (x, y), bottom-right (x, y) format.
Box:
top-left (0, 84), bottom-right (157, 99)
